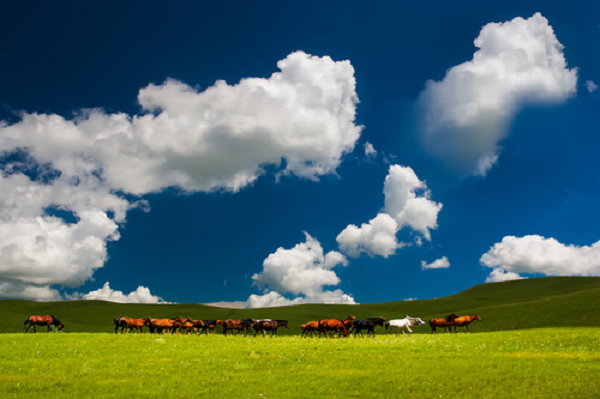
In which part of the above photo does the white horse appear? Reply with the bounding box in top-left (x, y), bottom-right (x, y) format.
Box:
top-left (386, 316), bottom-right (425, 335)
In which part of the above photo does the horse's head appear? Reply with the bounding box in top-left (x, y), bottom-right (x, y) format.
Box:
top-left (474, 315), bottom-right (482, 321)
top-left (57, 323), bottom-right (64, 332)
top-left (281, 320), bottom-right (289, 329)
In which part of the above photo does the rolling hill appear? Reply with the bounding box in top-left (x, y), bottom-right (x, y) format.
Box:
top-left (1, 276), bottom-right (599, 334)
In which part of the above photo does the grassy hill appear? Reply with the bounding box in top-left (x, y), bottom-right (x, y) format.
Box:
top-left (1, 276), bottom-right (599, 334)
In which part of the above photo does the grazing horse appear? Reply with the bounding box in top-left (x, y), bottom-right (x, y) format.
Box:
top-left (301, 321), bottom-right (320, 338)
top-left (253, 320), bottom-right (289, 338)
top-left (223, 318), bottom-right (255, 337)
top-left (200, 320), bottom-right (223, 335)
top-left (318, 315), bottom-right (356, 338)
top-left (24, 315), bottom-right (64, 333)
top-left (450, 315), bottom-right (481, 332)
top-left (350, 317), bottom-right (387, 338)
top-left (386, 316), bottom-right (425, 335)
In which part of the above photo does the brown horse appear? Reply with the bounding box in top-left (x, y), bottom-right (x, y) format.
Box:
top-left (146, 317), bottom-right (185, 334)
top-left (24, 315), bottom-right (64, 333)
top-left (301, 321), bottom-right (320, 338)
top-left (117, 318), bottom-right (147, 334)
top-left (318, 315), bottom-right (355, 338)
top-left (223, 318), bottom-right (255, 336)
top-left (253, 320), bottom-right (289, 338)
top-left (450, 315), bottom-right (481, 332)
top-left (429, 318), bottom-right (453, 334)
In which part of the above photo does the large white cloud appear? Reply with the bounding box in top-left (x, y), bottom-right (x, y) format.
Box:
top-left (418, 13), bottom-right (577, 176)
top-left (337, 165), bottom-right (442, 258)
top-left (0, 281), bottom-right (62, 302)
top-left (481, 235), bottom-right (600, 282)
top-left (246, 232), bottom-right (355, 308)
top-left (80, 281), bottom-right (169, 304)
top-left (0, 51), bottom-right (361, 300)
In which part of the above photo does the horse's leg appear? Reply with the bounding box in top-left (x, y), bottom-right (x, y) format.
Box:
top-left (24, 322), bottom-right (30, 333)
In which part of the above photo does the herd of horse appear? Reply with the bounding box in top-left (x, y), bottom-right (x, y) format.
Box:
top-left (23, 313), bottom-right (481, 336)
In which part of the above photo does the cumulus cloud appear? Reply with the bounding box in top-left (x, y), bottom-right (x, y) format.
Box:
top-left (481, 235), bottom-right (600, 282)
top-left (418, 13), bottom-right (577, 176)
top-left (337, 213), bottom-right (402, 258)
top-left (246, 232), bottom-right (356, 308)
top-left (0, 51), bottom-right (361, 300)
top-left (81, 282), bottom-right (170, 304)
top-left (421, 256), bottom-right (450, 270)
top-left (337, 165), bottom-right (442, 257)
top-left (586, 80), bottom-right (598, 93)
top-left (0, 281), bottom-right (62, 302)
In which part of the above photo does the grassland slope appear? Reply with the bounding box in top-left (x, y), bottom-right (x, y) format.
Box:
top-left (1, 276), bottom-right (599, 334)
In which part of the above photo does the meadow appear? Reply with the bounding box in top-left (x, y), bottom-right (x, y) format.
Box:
top-left (1, 329), bottom-right (599, 398)
top-left (1, 277), bottom-right (600, 398)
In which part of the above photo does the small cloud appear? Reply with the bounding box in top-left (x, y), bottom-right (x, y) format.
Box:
top-left (586, 80), bottom-right (598, 93)
top-left (364, 141), bottom-right (377, 159)
top-left (404, 297), bottom-right (417, 301)
top-left (421, 256), bottom-right (450, 270)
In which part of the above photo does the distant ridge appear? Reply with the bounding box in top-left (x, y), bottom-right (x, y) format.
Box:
top-left (2, 277), bottom-right (599, 334)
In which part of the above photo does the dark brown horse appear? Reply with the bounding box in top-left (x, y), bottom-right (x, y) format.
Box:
top-left (253, 319), bottom-right (289, 338)
top-left (450, 315), bottom-right (481, 332)
top-left (350, 317), bottom-right (387, 338)
top-left (318, 315), bottom-right (355, 338)
top-left (200, 320), bottom-right (223, 335)
top-left (301, 321), bottom-right (320, 338)
top-left (223, 318), bottom-right (255, 336)
top-left (179, 318), bottom-right (204, 335)
top-left (24, 315), bottom-right (64, 333)
top-left (429, 314), bottom-right (462, 334)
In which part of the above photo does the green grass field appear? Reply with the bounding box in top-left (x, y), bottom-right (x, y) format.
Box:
top-left (1, 329), bottom-right (599, 398)
top-left (1, 276), bottom-right (600, 334)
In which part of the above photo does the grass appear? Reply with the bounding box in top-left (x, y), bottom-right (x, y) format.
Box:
top-left (0, 328), bottom-right (599, 398)
top-left (1, 276), bottom-right (600, 334)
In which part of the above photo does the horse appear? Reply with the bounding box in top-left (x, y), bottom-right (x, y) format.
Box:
top-left (349, 317), bottom-right (387, 338)
top-left (385, 316), bottom-right (425, 335)
top-left (179, 318), bottom-right (204, 335)
top-left (301, 321), bottom-right (319, 338)
top-left (429, 318), bottom-right (453, 334)
top-left (200, 320), bottom-right (223, 335)
top-left (449, 315), bottom-right (481, 332)
top-left (223, 318), bottom-right (255, 336)
top-left (117, 318), bottom-right (147, 334)
top-left (146, 317), bottom-right (185, 334)
top-left (24, 315), bottom-right (64, 333)
top-left (253, 320), bottom-right (289, 338)
top-left (114, 317), bottom-right (125, 333)
top-left (318, 315), bottom-right (356, 338)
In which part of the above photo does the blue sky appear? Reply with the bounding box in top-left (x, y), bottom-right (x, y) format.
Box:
top-left (0, 1), bottom-right (599, 306)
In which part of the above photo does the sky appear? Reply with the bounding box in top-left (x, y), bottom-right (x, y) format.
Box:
top-left (0, 1), bottom-right (599, 307)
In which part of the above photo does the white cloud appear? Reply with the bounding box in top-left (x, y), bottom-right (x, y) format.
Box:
top-left (0, 51), bottom-right (361, 300)
top-left (421, 256), bottom-right (450, 269)
top-left (481, 235), bottom-right (600, 281)
top-left (337, 165), bottom-right (442, 258)
top-left (247, 232), bottom-right (355, 308)
top-left (418, 13), bottom-right (577, 176)
top-left (81, 282), bottom-right (170, 304)
top-left (364, 141), bottom-right (377, 158)
top-left (337, 213), bottom-right (402, 258)
top-left (0, 281), bottom-right (62, 302)
top-left (485, 268), bottom-right (527, 283)
top-left (383, 165), bottom-right (442, 241)
top-left (586, 80), bottom-right (598, 93)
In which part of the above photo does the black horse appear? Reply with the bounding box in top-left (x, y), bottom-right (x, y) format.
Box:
top-left (349, 317), bottom-right (387, 338)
